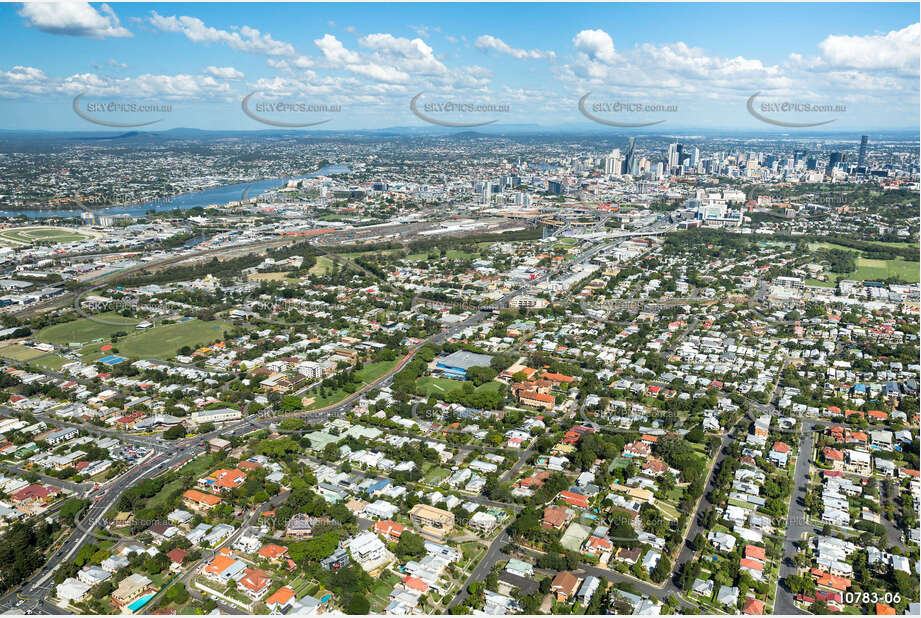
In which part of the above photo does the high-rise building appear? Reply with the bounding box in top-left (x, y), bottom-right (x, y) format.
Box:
top-left (604, 149), bottom-right (622, 176)
top-left (667, 143), bottom-right (682, 170)
top-left (623, 137), bottom-right (636, 175)
top-left (826, 152), bottom-right (843, 174)
top-left (857, 135), bottom-right (869, 169)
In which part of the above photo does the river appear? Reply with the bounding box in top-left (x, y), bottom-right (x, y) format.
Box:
top-left (0, 164), bottom-right (351, 219)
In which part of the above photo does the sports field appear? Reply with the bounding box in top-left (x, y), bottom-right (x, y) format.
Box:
top-left (78, 318), bottom-right (232, 361)
top-left (850, 257), bottom-right (919, 282)
top-left (0, 344), bottom-right (48, 362)
top-left (415, 376), bottom-right (502, 399)
top-left (0, 345), bottom-right (68, 371)
top-left (808, 243), bottom-right (919, 283)
top-left (309, 256), bottom-right (334, 275)
top-left (36, 312), bottom-right (141, 345)
top-left (0, 226), bottom-right (96, 247)
top-left (247, 271), bottom-right (292, 281)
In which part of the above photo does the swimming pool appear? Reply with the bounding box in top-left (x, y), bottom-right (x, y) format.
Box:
top-left (128, 593), bottom-right (156, 612)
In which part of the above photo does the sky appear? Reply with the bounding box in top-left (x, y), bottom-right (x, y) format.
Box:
top-left (0, 2), bottom-right (918, 132)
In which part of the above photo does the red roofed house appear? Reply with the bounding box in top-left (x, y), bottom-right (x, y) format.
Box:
top-left (743, 597), bottom-right (765, 615)
top-left (166, 548), bottom-right (188, 572)
top-left (401, 575), bottom-right (429, 594)
top-left (582, 536), bottom-right (613, 558)
top-left (265, 586), bottom-right (296, 613)
top-left (745, 545), bottom-right (766, 562)
top-left (239, 568), bottom-right (271, 601)
top-left (10, 484), bottom-right (58, 509)
top-left (542, 505), bottom-right (573, 530)
top-left (740, 558), bottom-right (765, 580)
top-left (875, 603), bottom-right (896, 615)
top-left (374, 520), bottom-right (405, 541)
top-left (257, 543), bottom-right (288, 563)
top-left (623, 441), bottom-right (651, 458)
top-left (823, 447), bottom-right (845, 471)
top-left (867, 410), bottom-right (888, 422)
top-left (559, 490), bottom-right (589, 509)
top-left (518, 390), bottom-right (555, 411)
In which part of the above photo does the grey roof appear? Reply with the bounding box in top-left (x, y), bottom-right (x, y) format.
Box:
top-left (436, 350), bottom-right (494, 371)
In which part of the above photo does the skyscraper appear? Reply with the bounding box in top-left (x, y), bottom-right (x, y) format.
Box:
top-left (826, 152), bottom-right (843, 175)
top-left (623, 137), bottom-right (636, 175)
top-left (857, 135), bottom-right (869, 169)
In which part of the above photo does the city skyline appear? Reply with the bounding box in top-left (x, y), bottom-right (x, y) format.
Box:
top-left (0, 2), bottom-right (918, 131)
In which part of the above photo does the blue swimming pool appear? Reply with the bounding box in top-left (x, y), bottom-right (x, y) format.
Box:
top-left (128, 593), bottom-right (156, 612)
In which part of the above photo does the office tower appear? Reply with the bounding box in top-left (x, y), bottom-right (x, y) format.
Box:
top-left (667, 142), bottom-right (683, 170)
top-left (547, 180), bottom-right (563, 195)
top-left (806, 156), bottom-right (817, 171)
top-left (604, 149), bottom-right (622, 176)
top-left (623, 137), bottom-right (636, 174)
top-left (826, 152), bottom-right (843, 174)
top-left (858, 135), bottom-right (869, 169)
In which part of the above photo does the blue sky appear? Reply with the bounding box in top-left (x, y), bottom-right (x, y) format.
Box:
top-left (0, 2), bottom-right (918, 131)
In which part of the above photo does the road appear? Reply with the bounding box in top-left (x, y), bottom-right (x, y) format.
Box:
top-left (449, 530), bottom-right (509, 608)
top-left (774, 420), bottom-right (814, 616)
top-left (0, 447), bottom-right (193, 613)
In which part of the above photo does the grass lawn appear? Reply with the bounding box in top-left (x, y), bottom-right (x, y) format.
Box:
top-left (147, 478), bottom-right (185, 511)
top-left (309, 256), bottom-right (334, 275)
top-left (36, 312), bottom-right (140, 345)
top-left (306, 359), bottom-right (399, 410)
top-left (78, 319), bottom-right (231, 361)
top-left (805, 278), bottom-right (837, 288)
top-left (415, 376), bottom-right (502, 400)
top-left (0, 344), bottom-right (48, 362)
top-left (368, 572), bottom-right (401, 611)
top-left (28, 353), bottom-right (67, 371)
top-left (423, 465), bottom-right (450, 485)
top-left (354, 359), bottom-right (399, 382)
top-left (247, 271), bottom-right (292, 281)
top-left (808, 243), bottom-right (920, 283)
top-left (0, 226), bottom-right (94, 247)
top-left (654, 500), bottom-right (680, 520)
top-left (851, 257), bottom-right (919, 282)
top-left (406, 249), bottom-right (478, 261)
top-left (179, 454), bottom-right (217, 478)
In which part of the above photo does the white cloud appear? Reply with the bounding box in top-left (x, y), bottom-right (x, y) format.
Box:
top-left (315, 34), bottom-right (361, 65)
top-left (359, 33), bottom-right (448, 75)
top-left (474, 35), bottom-right (555, 60)
top-left (0, 66), bottom-right (51, 97)
top-left (818, 23), bottom-right (919, 73)
top-left (148, 12), bottom-right (295, 57)
top-left (204, 66), bottom-right (244, 80)
top-left (18, 2), bottom-right (131, 39)
top-left (572, 29), bottom-right (618, 64)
